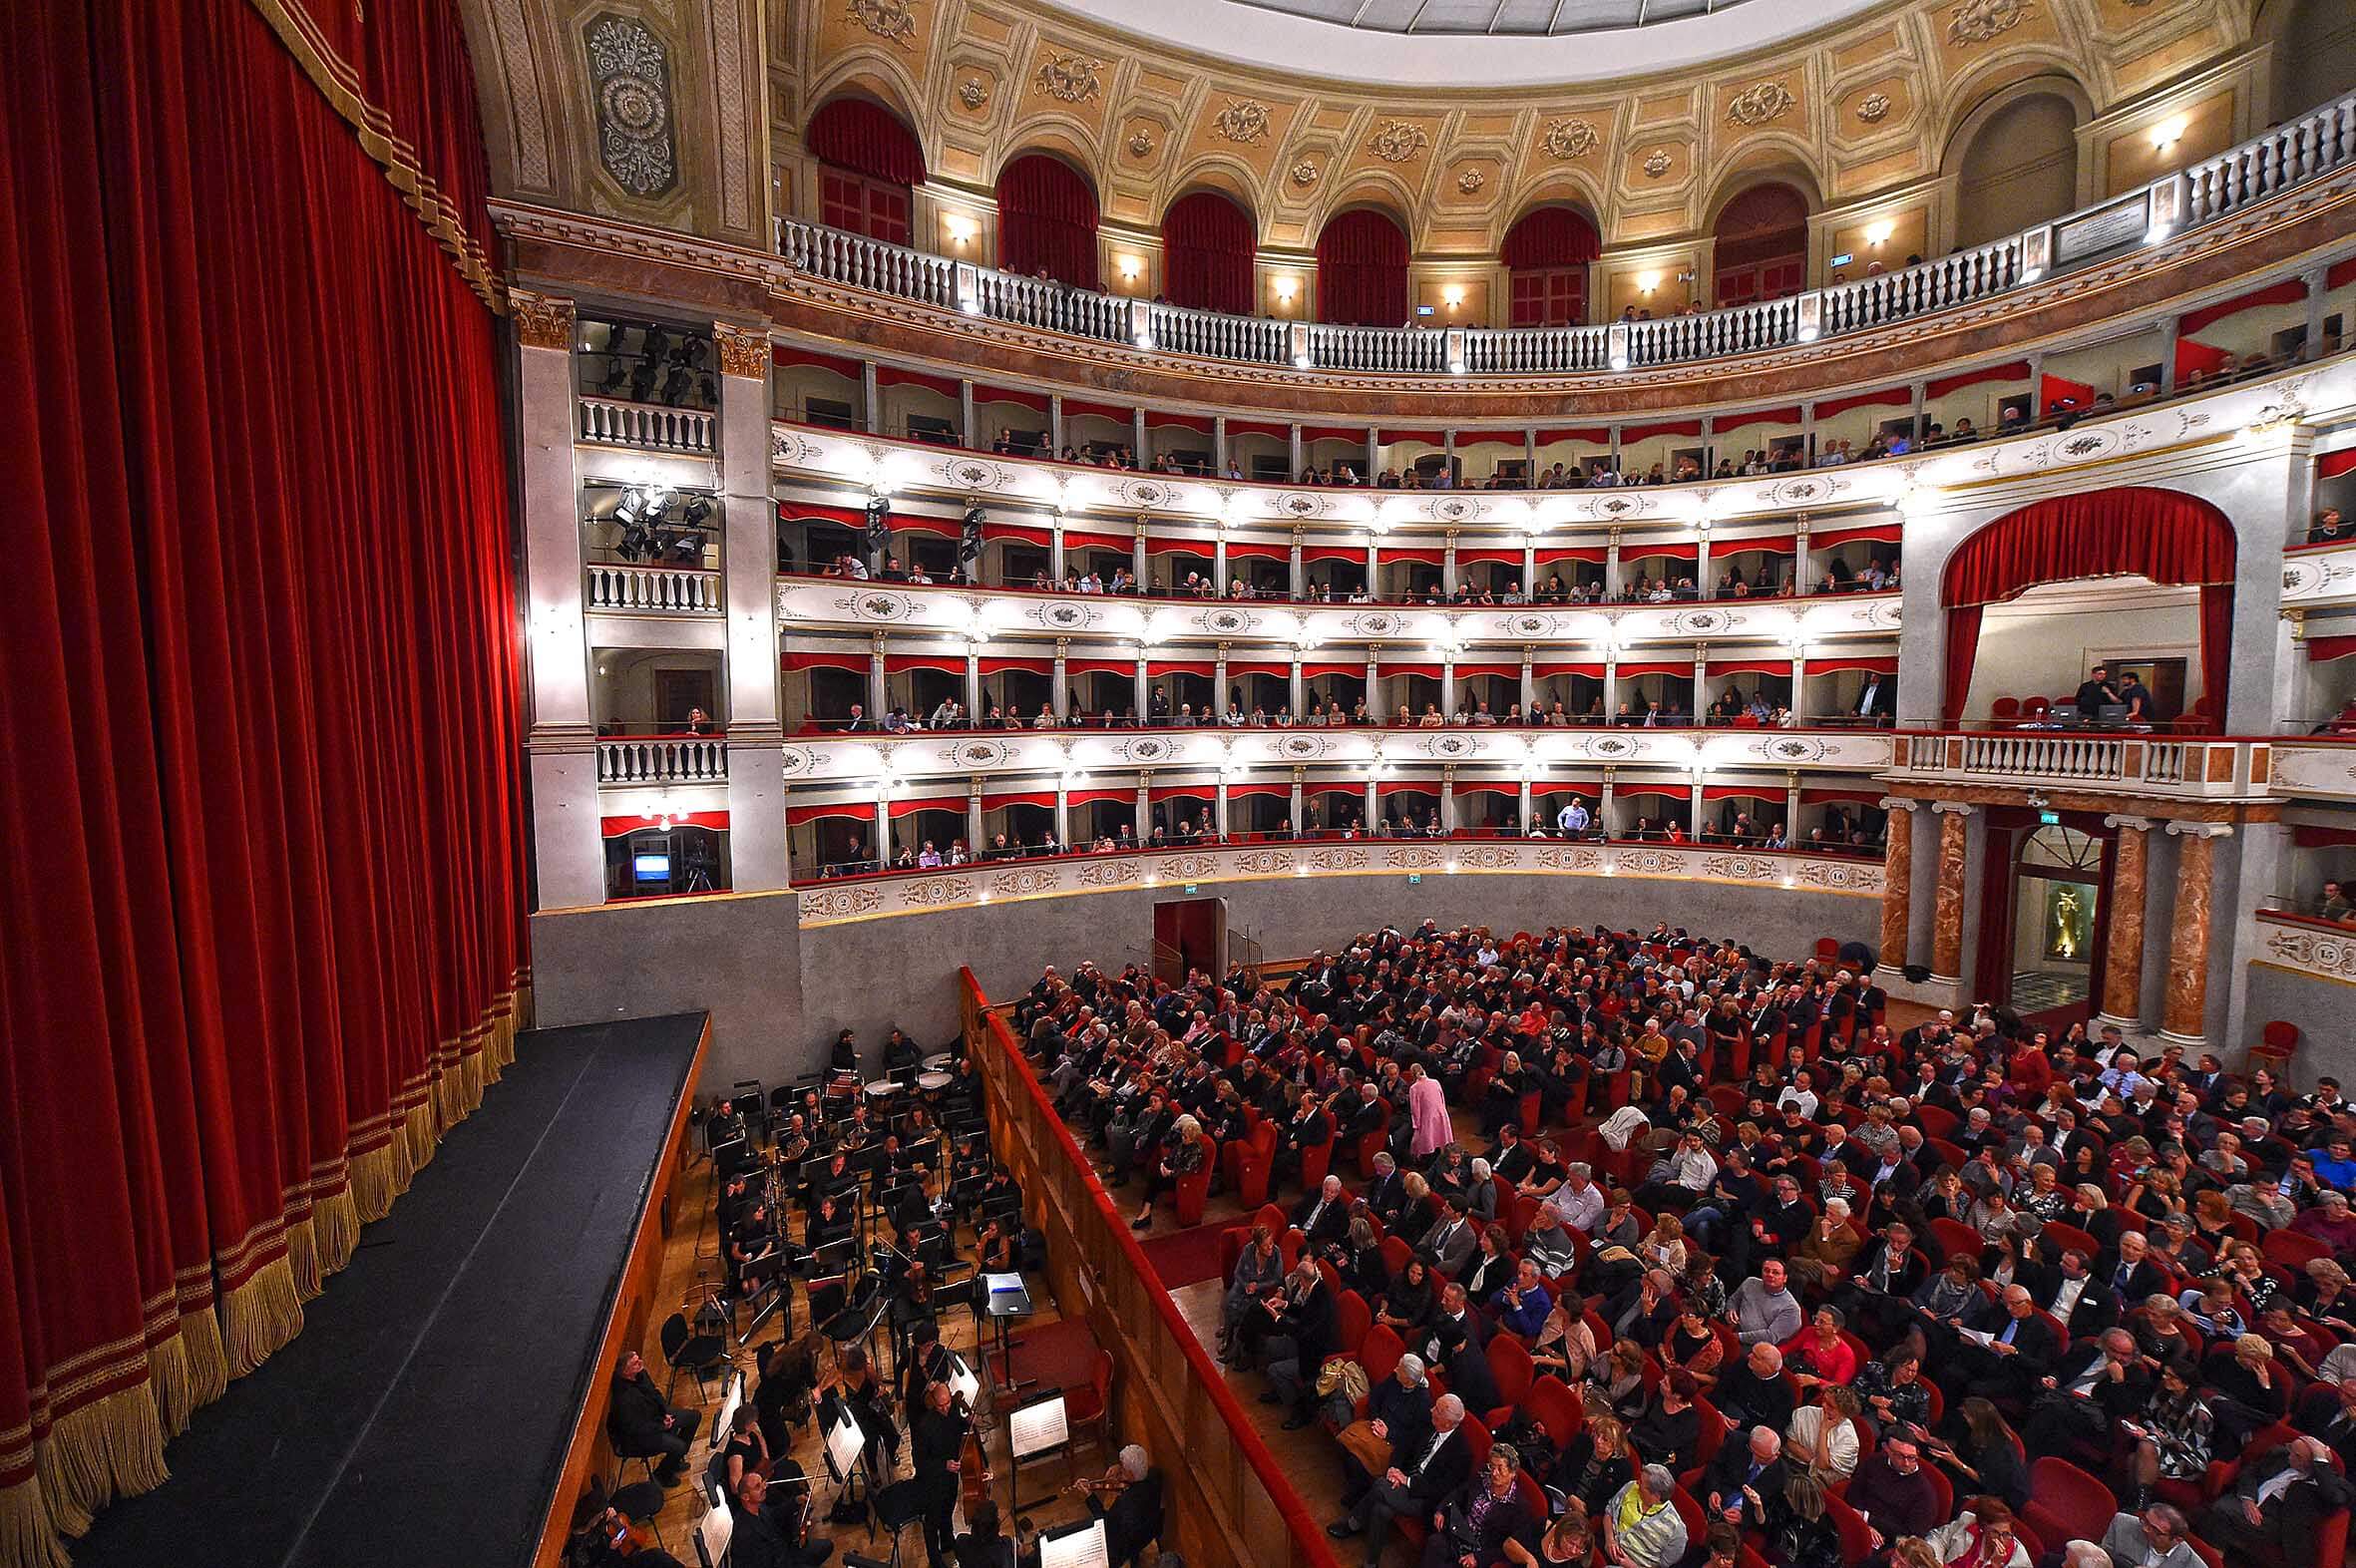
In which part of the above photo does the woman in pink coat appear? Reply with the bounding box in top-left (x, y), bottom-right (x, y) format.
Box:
top-left (1407, 1061), bottom-right (1451, 1159)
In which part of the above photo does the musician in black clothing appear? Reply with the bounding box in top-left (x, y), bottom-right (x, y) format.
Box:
top-left (911, 1377), bottom-right (970, 1568)
top-left (606, 1349), bottom-right (702, 1486)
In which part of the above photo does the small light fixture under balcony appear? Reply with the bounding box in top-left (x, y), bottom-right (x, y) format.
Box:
top-left (2150, 115), bottom-right (2187, 152)
top-left (1636, 271), bottom-right (1661, 294)
top-left (1273, 274), bottom-right (1299, 303)
top-left (1117, 254), bottom-right (1142, 282)
top-left (1609, 352), bottom-right (1631, 370)
top-left (1442, 285), bottom-right (1464, 313)
top-left (1864, 220), bottom-right (1896, 248)
top-left (946, 214), bottom-right (978, 248)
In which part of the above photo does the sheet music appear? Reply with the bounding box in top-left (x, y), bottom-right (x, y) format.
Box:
top-left (1956, 1327), bottom-right (1994, 1347)
top-left (1039, 1519), bottom-right (1109, 1568)
top-left (710, 1371), bottom-right (744, 1457)
top-left (695, 1501), bottom-right (734, 1562)
top-left (1007, 1393), bottom-right (1069, 1460)
top-left (825, 1410), bottom-right (867, 1474)
top-left (948, 1351), bottom-right (982, 1407)
top-left (985, 1272), bottom-right (1024, 1294)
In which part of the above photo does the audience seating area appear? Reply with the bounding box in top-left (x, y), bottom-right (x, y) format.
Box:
top-left (1008, 922), bottom-right (2356, 1568)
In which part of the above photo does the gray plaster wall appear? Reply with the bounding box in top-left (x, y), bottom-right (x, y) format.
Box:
top-left (532, 890), bottom-right (807, 1087)
top-left (534, 874), bottom-right (1877, 1090)
top-left (2243, 962), bottom-right (2355, 1080)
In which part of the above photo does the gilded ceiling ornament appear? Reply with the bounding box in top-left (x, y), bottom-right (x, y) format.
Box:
top-left (1542, 118), bottom-right (1600, 160)
top-left (846, 0), bottom-right (918, 48)
top-left (1726, 81), bottom-right (1795, 128)
top-left (1368, 119), bottom-right (1431, 163)
top-left (510, 290), bottom-right (576, 351)
top-left (1945, 0), bottom-right (2032, 47)
top-left (958, 77), bottom-right (988, 110)
top-left (1033, 52), bottom-right (1103, 104)
top-left (585, 15), bottom-right (677, 199)
top-left (1456, 168), bottom-right (1485, 194)
top-left (1642, 147), bottom-right (1674, 179)
top-left (1127, 127), bottom-right (1154, 157)
top-left (1857, 92), bottom-right (1892, 124)
top-left (1289, 159), bottom-right (1321, 188)
top-left (1212, 99), bottom-right (1273, 145)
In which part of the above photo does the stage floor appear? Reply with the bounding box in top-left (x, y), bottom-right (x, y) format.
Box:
top-left (71, 1012), bottom-right (706, 1568)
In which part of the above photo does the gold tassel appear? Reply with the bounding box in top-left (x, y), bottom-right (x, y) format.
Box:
top-left (32, 1382), bottom-right (169, 1540)
top-left (0, 1475), bottom-right (69, 1568)
top-left (348, 1142), bottom-right (398, 1223)
top-left (460, 1043), bottom-right (486, 1109)
top-left (283, 1216), bottom-right (322, 1304)
top-left (311, 1186), bottom-right (359, 1278)
top-left (178, 1304), bottom-right (227, 1414)
top-left (403, 1099), bottom-right (437, 1176)
top-left (145, 1325), bottom-right (194, 1439)
top-left (218, 1257), bottom-right (304, 1376)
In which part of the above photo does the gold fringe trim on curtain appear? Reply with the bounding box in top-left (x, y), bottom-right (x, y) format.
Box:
top-left (142, 1329), bottom-right (191, 1442)
top-left (157, 1306), bottom-right (227, 1437)
top-left (348, 1141), bottom-right (399, 1223)
top-left (0, 1478), bottom-right (68, 1568)
top-left (311, 1186), bottom-right (358, 1279)
top-left (402, 1099), bottom-right (439, 1178)
top-left (31, 1384), bottom-right (167, 1541)
top-left (283, 1213), bottom-right (321, 1304)
top-left (219, 1257), bottom-right (302, 1377)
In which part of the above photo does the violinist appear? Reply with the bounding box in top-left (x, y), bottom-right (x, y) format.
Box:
top-left (975, 1215), bottom-right (1016, 1274)
top-left (1068, 1445), bottom-right (1164, 1568)
top-left (707, 1403), bottom-right (771, 1503)
top-left (911, 1376), bottom-right (971, 1568)
top-left (819, 1346), bottom-right (899, 1475)
top-left (729, 1468), bottom-right (835, 1568)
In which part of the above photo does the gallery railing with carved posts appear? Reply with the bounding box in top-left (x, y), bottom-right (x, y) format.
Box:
top-left (801, 839), bottom-right (1886, 926)
top-left (775, 91), bottom-right (2356, 379)
top-left (1883, 731), bottom-right (2268, 798)
top-left (578, 395), bottom-right (715, 455)
top-left (586, 563), bottom-right (723, 613)
top-left (958, 968), bottom-right (1345, 1568)
top-left (592, 736), bottom-right (729, 785)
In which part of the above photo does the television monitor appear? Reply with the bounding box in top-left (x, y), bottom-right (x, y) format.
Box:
top-left (633, 852), bottom-right (671, 881)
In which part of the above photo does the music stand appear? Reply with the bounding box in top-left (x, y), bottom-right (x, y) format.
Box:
top-left (815, 1392), bottom-right (871, 1526)
top-left (1004, 1387), bottom-right (1075, 1511)
top-left (690, 1498), bottom-right (734, 1568)
top-left (982, 1271), bottom-right (1035, 1394)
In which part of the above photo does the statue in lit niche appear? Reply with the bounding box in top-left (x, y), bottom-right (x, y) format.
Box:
top-left (2045, 884), bottom-right (2084, 961)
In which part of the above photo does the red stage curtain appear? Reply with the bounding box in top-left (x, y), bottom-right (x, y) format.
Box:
top-left (996, 154), bottom-right (1100, 288)
top-left (2199, 585), bottom-right (2233, 730)
top-left (0, 0), bottom-right (523, 1556)
top-left (807, 96), bottom-right (927, 187)
top-left (1161, 190), bottom-right (1255, 315)
top-left (1941, 605), bottom-right (1983, 727)
top-left (1938, 487), bottom-right (2236, 724)
top-left (1316, 208), bottom-right (1409, 327)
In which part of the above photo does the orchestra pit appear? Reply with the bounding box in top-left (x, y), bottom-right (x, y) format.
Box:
top-left (14, 4), bottom-right (2356, 1568)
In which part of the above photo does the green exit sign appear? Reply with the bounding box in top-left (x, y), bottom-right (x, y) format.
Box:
top-left (2039, 810), bottom-right (2061, 825)
top-left (1183, 883), bottom-right (1198, 895)
top-left (1407, 873), bottom-right (1422, 886)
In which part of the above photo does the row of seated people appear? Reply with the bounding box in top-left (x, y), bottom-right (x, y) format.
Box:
top-left (1007, 922), bottom-right (2356, 1568)
top-left (814, 817), bottom-right (1886, 878)
top-left (809, 555), bottom-right (1897, 604)
top-left (814, 691), bottom-right (1886, 733)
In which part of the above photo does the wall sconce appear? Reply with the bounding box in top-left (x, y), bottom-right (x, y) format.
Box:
top-left (1864, 220), bottom-right (1895, 247)
top-left (1117, 254), bottom-right (1142, 282)
top-left (1273, 274), bottom-right (1299, 303)
top-left (946, 214), bottom-right (978, 247)
top-left (1442, 285), bottom-right (1464, 313)
top-left (1636, 271), bottom-right (1661, 294)
top-left (2151, 115), bottom-right (2187, 151)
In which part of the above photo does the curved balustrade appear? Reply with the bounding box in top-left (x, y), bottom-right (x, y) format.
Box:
top-left (578, 395), bottom-right (714, 455)
top-left (1884, 731), bottom-right (2267, 800)
top-left (774, 90), bottom-right (2355, 380)
top-left (593, 736), bottom-right (729, 785)
top-left (586, 563), bottom-right (722, 613)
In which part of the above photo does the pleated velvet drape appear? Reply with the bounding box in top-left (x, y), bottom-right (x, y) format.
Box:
top-left (1937, 487), bottom-right (2237, 725)
top-left (1316, 208), bottom-right (1411, 327)
top-left (0, 0), bottom-right (524, 1561)
top-left (996, 154), bottom-right (1101, 288)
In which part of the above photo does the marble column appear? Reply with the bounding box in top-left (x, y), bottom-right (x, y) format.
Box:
top-left (2097, 815), bottom-right (2153, 1031)
top-left (2160, 821), bottom-right (2232, 1045)
top-left (1876, 797), bottom-right (1917, 976)
top-left (1929, 803), bottom-right (1974, 983)
top-left (716, 322), bottom-right (788, 893)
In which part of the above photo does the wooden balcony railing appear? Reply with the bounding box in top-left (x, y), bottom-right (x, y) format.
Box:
top-left (958, 969), bottom-right (1343, 1568)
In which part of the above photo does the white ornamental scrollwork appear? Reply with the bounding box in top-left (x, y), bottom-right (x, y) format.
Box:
top-left (989, 866), bottom-right (1063, 899)
top-left (1157, 854), bottom-right (1217, 881)
top-left (1384, 845), bottom-right (1445, 870)
top-left (586, 15), bottom-right (677, 199)
top-left (1726, 82), bottom-right (1795, 129)
top-left (1368, 120), bottom-right (1431, 164)
top-left (1077, 859), bottom-right (1141, 889)
top-left (901, 877), bottom-right (974, 908)
top-left (1616, 848), bottom-right (1690, 876)
top-left (1542, 118), bottom-right (1600, 160)
top-left (1034, 53), bottom-right (1103, 104)
top-left (1212, 100), bottom-right (1273, 145)
top-left (943, 737), bottom-right (1015, 769)
top-left (800, 885), bottom-right (882, 922)
top-left (2265, 925), bottom-right (2356, 982)
top-left (1797, 860), bottom-right (1883, 894)
top-left (1704, 854), bottom-right (1780, 881)
top-left (1537, 846), bottom-right (1602, 872)
top-left (1310, 846), bottom-right (1370, 871)
top-left (836, 588), bottom-right (924, 622)
top-left (1456, 845), bottom-right (1521, 870)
